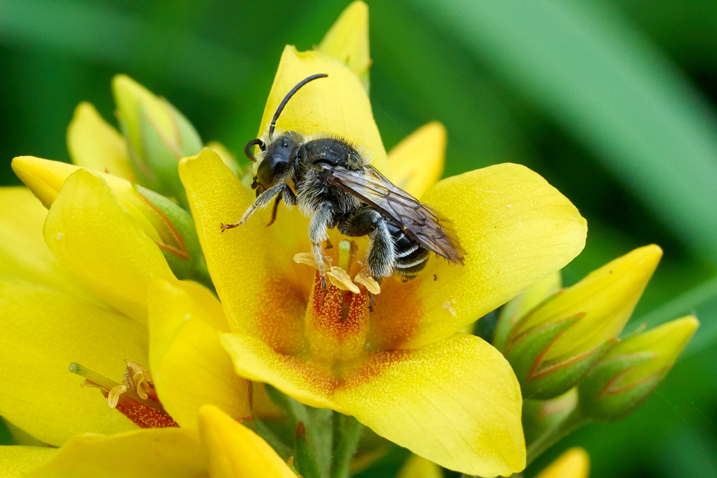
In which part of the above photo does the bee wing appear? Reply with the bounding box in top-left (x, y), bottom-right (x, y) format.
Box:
top-left (328, 165), bottom-right (464, 264)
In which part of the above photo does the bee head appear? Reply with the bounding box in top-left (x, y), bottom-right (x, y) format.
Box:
top-left (253, 132), bottom-right (302, 189)
top-left (244, 73), bottom-right (328, 190)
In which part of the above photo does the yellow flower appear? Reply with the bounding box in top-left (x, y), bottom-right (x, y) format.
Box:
top-left (0, 167), bottom-right (250, 467)
top-left (179, 5), bottom-right (586, 475)
top-left (535, 448), bottom-right (590, 478)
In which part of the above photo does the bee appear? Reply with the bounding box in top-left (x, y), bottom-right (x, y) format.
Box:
top-left (221, 73), bottom-right (464, 286)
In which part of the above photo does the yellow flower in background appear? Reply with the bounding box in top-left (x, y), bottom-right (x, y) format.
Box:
top-left (535, 448), bottom-right (590, 478)
top-left (180, 3), bottom-right (587, 475)
top-left (0, 159), bottom-right (249, 472)
top-left (395, 448), bottom-right (589, 478)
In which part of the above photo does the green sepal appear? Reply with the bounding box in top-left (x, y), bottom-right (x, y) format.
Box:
top-left (133, 185), bottom-right (210, 287)
top-left (295, 423), bottom-right (322, 478)
top-left (578, 351), bottom-right (659, 421)
top-left (138, 103), bottom-right (202, 208)
top-left (507, 315), bottom-right (612, 400)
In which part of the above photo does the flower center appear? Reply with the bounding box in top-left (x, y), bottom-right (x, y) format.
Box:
top-left (296, 240), bottom-right (378, 365)
top-left (69, 361), bottom-right (179, 428)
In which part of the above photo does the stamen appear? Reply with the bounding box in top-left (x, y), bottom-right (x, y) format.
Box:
top-left (69, 362), bottom-right (164, 413)
top-left (327, 267), bottom-right (360, 293)
top-left (355, 269), bottom-right (381, 295)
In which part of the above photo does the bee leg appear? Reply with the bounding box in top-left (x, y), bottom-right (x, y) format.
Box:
top-left (221, 184), bottom-right (286, 231)
top-left (266, 193), bottom-right (283, 227)
top-left (366, 217), bottom-right (396, 278)
top-left (309, 203), bottom-right (335, 289)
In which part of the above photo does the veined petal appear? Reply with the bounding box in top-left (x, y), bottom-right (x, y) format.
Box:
top-left (26, 428), bottom-right (207, 478)
top-left (67, 102), bottom-right (133, 179)
top-left (0, 278), bottom-right (147, 446)
top-left (535, 448), bottom-right (589, 478)
top-left (220, 332), bottom-right (336, 410)
top-left (0, 446), bottom-right (56, 477)
top-left (259, 46), bottom-right (390, 175)
top-left (388, 122), bottom-right (446, 198)
top-left (370, 163), bottom-right (587, 350)
top-left (318, 1), bottom-right (371, 90)
top-left (0, 187), bottom-right (95, 302)
top-left (335, 334), bottom-right (525, 477)
top-left (180, 150), bottom-right (307, 351)
top-left (198, 405), bottom-right (296, 478)
top-left (148, 277), bottom-right (252, 429)
top-left (43, 169), bottom-right (173, 324)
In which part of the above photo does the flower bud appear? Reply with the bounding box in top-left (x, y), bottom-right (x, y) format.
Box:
top-left (12, 156), bottom-right (207, 284)
top-left (503, 246), bottom-right (662, 400)
top-left (67, 102), bottom-right (133, 180)
top-left (112, 75), bottom-right (203, 207)
top-left (578, 315), bottom-right (698, 421)
top-left (522, 388), bottom-right (577, 445)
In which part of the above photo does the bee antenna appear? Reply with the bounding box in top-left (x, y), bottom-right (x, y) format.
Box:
top-left (244, 138), bottom-right (265, 163)
top-left (269, 73), bottom-right (328, 137)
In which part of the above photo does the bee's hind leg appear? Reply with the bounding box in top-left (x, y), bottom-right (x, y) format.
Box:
top-left (366, 217), bottom-right (396, 279)
top-left (309, 203), bottom-right (335, 289)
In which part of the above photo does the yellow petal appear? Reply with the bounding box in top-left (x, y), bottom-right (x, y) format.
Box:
top-left (43, 169), bottom-right (173, 324)
top-left (259, 46), bottom-right (390, 175)
top-left (0, 446), bottom-right (56, 477)
top-left (535, 448), bottom-right (589, 478)
top-left (220, 332), bottom-right (337, 410)
top-left (148, 277), bottom-right (252, 429)
top-left (0, 187), bottom-right (94, 302)
top-left (388, 122), bottom-right (446, 198)
top-left (0, 278), bottom-right (147, 446)
top-left (397, 455), bottom-right (443, 478)
top-left (13, 156), bottom-right (170, 245)
top-left (179, 150), bottom-right (306, 351)
top-left (318, 1), bottom-right (371, 90)
top-left (514, 245), bottom-right (662, 362)
top-left (198, 405), bottom-right (295, 478)
top-left (370, 163), bottom-right (587, 350)
top-left (112, 74), bottom-right (175, 155)
top-left (26, 429), bottom-right (207, 478)
top-left (67, 102), bottom-right (133, 179)
top-left (335, 334), bottom-right (525, 477)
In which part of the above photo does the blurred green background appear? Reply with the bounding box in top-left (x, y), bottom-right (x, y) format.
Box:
top-left (1, 0), bottom-right (716, 476)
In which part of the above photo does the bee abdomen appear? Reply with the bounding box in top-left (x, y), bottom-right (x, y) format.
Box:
top-left (389, 225), bottom-right (430, 281)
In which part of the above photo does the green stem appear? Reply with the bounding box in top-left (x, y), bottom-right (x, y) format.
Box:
top-left (526, 408), bottom-right (588, 465)
top-left (331, 415), bottom-right (363, 478)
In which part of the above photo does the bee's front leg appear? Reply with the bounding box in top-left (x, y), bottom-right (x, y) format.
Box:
top-left (309, 203), bottom-right (335, 290)
top-left (221, 184), bottom-right (286, 231)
